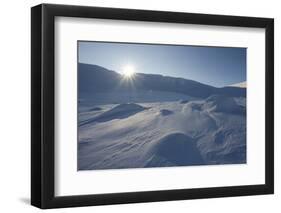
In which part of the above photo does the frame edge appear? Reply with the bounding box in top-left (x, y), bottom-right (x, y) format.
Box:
top-left (31, 4), bottom-right (43, 208)
top-left (265, 18), bottom-right (274, 194)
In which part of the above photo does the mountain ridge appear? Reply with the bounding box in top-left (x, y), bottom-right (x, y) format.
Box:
top-left (78, 63), bottom-right (246, 99)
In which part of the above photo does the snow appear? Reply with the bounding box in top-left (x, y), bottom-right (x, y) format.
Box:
top-left (147, 133), bottom-right (204, 167)
top-left (78, 96), bottom-right (246, 170)
top-left (79, 90), bottom-right (195, 105)
top-left (230, 81), bottom-right (247, 88)
top-left (79, 63), bottom-right (246, 100)
top-left (77, 63), bottom-right (246, 170)
top-left (203, 95), bottom-right (246, 114)
top-left (80, 103), bottom-right (147, 126)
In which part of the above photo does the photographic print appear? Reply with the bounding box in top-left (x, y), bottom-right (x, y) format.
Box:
top-left (78, 41), bottom-right (246, 170)
top-left (31, 4), bottom-right (274, 208)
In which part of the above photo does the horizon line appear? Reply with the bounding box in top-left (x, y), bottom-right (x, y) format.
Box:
top-left (78, 62), bottom-right (246, 89)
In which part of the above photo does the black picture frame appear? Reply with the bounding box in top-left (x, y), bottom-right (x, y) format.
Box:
top-left (31, 3), bottom-right (274, 209)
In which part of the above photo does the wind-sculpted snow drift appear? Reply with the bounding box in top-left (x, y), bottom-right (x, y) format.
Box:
top-left (78, 63), bottom-right (246, 170)
top-left (146, 133), bottom-right (204, 167)
top-left (80, 103), bottom-right (147, 126)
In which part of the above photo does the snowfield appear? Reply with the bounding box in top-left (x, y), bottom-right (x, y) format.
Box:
top-left (78, 63), bottom-right (246, 170)
top-left (78, 95), bottom-right (246, 170)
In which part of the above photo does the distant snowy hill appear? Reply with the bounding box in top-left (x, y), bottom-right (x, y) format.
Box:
top-left (230, 81), bottom-right (246, 88)
top-left (78, 63), bottom-right (246, 104)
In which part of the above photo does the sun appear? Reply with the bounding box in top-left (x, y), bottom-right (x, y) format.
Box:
top-left (122, 64), bottom-right (136, 78)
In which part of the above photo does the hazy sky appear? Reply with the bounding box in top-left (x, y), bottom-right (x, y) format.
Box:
top-left (78, 41), bottom-right (246, 88)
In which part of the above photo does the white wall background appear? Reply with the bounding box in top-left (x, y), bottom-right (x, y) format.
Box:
top-left (0, 0), bottom-right (279, 212)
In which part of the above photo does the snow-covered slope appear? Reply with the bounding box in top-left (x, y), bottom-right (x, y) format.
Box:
top-left (78, 96), bottom-right (246, 170)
